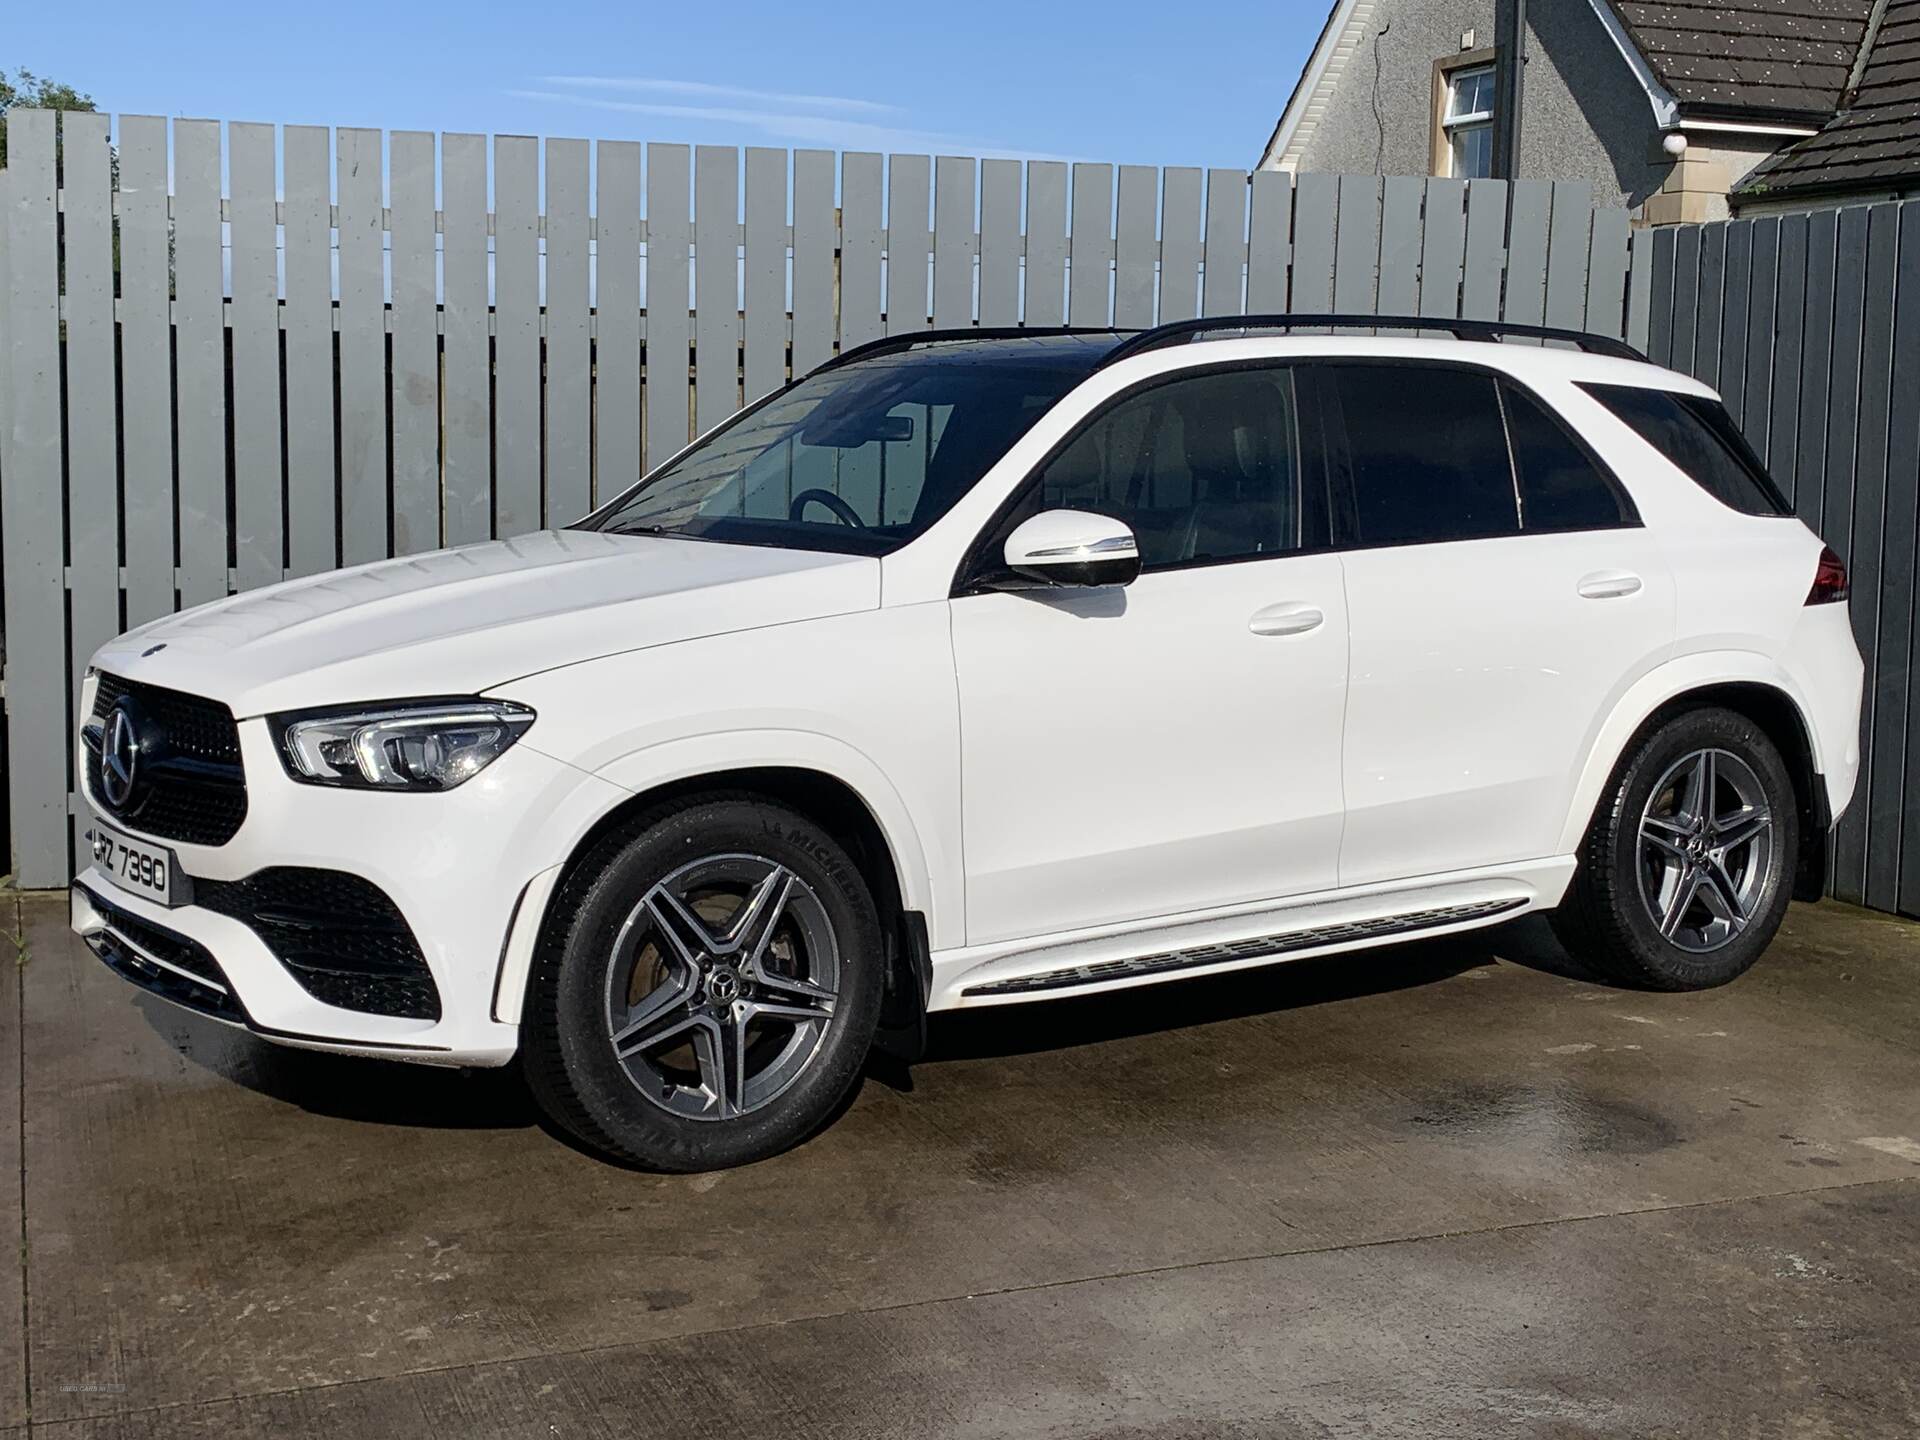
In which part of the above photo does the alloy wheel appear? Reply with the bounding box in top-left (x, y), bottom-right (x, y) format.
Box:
top-left (1636, 747), bottom-right (1777, 954)
top-left (604, 853), bottom-right (840, 1121)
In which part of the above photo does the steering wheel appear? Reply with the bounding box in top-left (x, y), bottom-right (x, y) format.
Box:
top-left (789, 488), bottom-right (868, 529)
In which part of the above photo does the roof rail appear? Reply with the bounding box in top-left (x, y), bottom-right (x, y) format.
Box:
top-left (1098, 313), bottom-right (1646, 366)
top-left (816, 325), bottom-right (1127, 373)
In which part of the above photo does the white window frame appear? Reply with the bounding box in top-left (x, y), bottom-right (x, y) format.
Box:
top-left (1441, 62), bottom-right (1497, 179)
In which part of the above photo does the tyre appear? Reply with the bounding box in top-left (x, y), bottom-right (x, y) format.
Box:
top-left (522, 795), bottom-right (885, 1170)
top-left (1552, 706), bottom-right (1798, 991)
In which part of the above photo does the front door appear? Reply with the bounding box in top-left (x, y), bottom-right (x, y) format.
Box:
top-left (949, 364), bottom-right (1350, 946)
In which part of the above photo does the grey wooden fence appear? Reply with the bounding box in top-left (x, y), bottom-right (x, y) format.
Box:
top-left (1643, 203), bottom-right (1920, 921)
top-left (1, 110), bottom-right (1642, 887)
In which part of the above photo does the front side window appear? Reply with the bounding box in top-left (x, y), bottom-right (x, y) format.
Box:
top-left (1323, 363), bottom-right (1518, 546)
top-left (1443, 64), bottom-right (1496, 179)
top-left (584, 343), bottom-right (1104, 554)
top-left (1578, 383), bottom-right (1790, 516)
top-left (1022, 367), bottom-right (1305, 571)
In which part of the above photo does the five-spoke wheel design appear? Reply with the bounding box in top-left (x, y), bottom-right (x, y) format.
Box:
top-left (606, 854), bottom-right (840, 1121)
top-left (1636, 747), bottom-right (1776, 953)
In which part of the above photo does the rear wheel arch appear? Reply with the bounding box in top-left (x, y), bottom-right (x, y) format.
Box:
top-left (1572, 678), bottom-right (1827, 900)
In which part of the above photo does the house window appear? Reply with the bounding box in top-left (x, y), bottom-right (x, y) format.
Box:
top-left (1442, 64), bottom-right (1496, 178)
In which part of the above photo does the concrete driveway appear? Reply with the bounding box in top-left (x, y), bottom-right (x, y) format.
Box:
top-left (6, 892), bottom-right (1919, 1438)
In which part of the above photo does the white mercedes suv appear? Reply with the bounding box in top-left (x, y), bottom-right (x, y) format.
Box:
top-left (70, 317), bottom-right (1864, 1170)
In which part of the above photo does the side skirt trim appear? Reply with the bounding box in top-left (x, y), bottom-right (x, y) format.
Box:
top-left (960, 897), bottom-right (1527, 997)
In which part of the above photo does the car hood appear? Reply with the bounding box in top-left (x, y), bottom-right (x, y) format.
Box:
top-left (90, 530), bottom-right (881, 717)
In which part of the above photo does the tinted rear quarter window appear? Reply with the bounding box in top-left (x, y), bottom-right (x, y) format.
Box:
top-left (1580, 383), bottom-right (1789, 516)
top-left (1323, 364), bottom-right (1519, 546)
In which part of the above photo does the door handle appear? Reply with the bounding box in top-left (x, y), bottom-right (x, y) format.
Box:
top-left (1249, 602), bottom-right (1325, 637)
top-left (1577, 570), bottom-right (1643, 600)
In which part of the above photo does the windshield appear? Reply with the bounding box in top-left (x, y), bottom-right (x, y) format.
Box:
top-left (581, 339), bottom-right (1109, 554)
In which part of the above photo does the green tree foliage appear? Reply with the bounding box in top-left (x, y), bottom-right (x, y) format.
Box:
top-left (0, 68), bottom-right (99, 169)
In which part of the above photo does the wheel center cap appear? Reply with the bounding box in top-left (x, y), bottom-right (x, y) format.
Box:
top-left (706, 968), bottom-right (742, 1005)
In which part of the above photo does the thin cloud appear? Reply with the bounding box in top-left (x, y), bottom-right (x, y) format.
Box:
top-left (507, 89), bottom-right (1077, 162)
top-left (539, 76), bottom-right (899, 115)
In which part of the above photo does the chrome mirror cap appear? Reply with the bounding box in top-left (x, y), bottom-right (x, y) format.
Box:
top-left (1003, 510), bottom-right (1142, 589)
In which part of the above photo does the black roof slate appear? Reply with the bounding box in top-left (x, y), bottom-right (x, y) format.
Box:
top-left (1607, 0), bottom-right (1878, 118)
top-left (1736, 0), bottom-right (1920, 200)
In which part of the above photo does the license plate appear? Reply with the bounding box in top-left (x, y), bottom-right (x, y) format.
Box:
top-left (87, 819), bottom-right (176, 906)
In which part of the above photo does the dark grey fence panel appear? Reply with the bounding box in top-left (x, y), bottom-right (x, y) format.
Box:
top-left (1652, 198), bottom-right (1920, 920)
top-left (0, 115), bottom-right (1633, 887)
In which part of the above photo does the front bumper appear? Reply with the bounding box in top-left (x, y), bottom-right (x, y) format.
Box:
top-left (71, 707), bottom-right (629, 1066)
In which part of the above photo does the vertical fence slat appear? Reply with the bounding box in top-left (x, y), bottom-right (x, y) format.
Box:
top-left (1836, 202), bottom-right (1900, 903)
top-left (1114, 165), bottom-right (1160, 326)
top-left (645, 143), bottom-right (693, 467)
top-left (1070, 163), bottom-right (1116, 325)
top-left (441, 133), bottom-right (492, 543)
top-left (1719, 220), bottom-right (1754, 422)
top-left (1026, 161), bottom-right (1069, 326)
top-left (744, 147), bottom-right (789, 403)
top-left (1504, 180), bottom-right (1553, 326)
top-left (698, 144), bottom-right (741, 432)
top-left (1291, 173), bottom-right (1338, 312)
top-left (839, 152), bottom-right (884, 348)
top-left (117, 116), bottom-right (176, 621)
top-left (1796, 211), bottom-right (1839, 534)
top-left (1647, 227), bottom-right (1678, 366)
top-left (389, 131), bottom-right (440, 552)
top-left (933, 155), bottom-right (977, 328)
top-left (1418, 178), bottom-right (1466, 318)
top-left (1246, 169), bottom-right (1293, 314)
top-left (1742, 218), bottom-right (1779, 449)
top-left (596, 140), bottom-right (644, 502)
top-left (1696, 222), bottom-right (1727, 387)
top-left (1, 108), bottom-right (65, 883)
top-left (61, 109), bottom-right (122, 779)
top-left (1585, 208), bottom-right (1631, 341)
top-left (978, 158), bottom-right (1021, 328)
top-left (494, 136), bottom-right (542, 534)
top-left (1377, 176), bottom-right (1423, 321)
top-left (282, 126), bottom-right (337, 573)
top-left (228, 122), bottom-right (284, 587)
top-left (1824, 207), bottom-right (1870, 567)
top-left (1460, 179), bottom-right (1507, 320)
top-left (173, 119), bottom-right (228, 606)
top-left (884, 153), bottom-right (932, 335)
top-left (545, 137), bottom-right (592, 525)
top-left (1875, 204), bottom-right (1920, 913)
top-left (1202, 169), bottom-right (1248, 318)
top-left (1626, 226), bottom-right (1657, 354)
top-left (1670, 225), bottom-right (1702, 378)
top-left (1159, 167), bottom-right (1205, 322)
top-left (694, 145), bottom-right (741, 432)
top-left (791, 150), bottom-right (837, 372)
top-left (1332, 175), bottom-right (1380, 313)
top-left (336, 128), bottom-right (388, 565)
top-left (1543, 181), bottom-right (1592, 330)
top-left (1767, 216), bottom-right (1808, 491)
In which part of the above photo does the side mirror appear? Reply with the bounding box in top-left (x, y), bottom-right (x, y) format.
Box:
top-left (1002, 509), bottom-right (1141, 588)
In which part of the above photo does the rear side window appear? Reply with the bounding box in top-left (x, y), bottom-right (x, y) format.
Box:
top-left (1501, 383), bottom-right (1637, 531)
top-left (1579, 383), bottom-right (1790, 516)
top-left (1322, 364), bottom-right (1519, 546)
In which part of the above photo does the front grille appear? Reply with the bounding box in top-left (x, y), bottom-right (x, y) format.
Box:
top-left (86, 674), bottom-right (249, 847)
top-left (85, 890), bottom-right (248, 1023)
top-left (196, 868), bottom-right (442, 1021)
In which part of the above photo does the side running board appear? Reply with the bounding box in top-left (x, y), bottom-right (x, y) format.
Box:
top-left (961, 898), bottom-right (1526, 998)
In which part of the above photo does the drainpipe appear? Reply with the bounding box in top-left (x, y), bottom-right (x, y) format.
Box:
top-left (1494, 0), bottom-right (1527, 178)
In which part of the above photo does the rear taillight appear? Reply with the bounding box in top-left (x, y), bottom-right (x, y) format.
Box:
top-left (1807, 546), bottom-right (1850, 605)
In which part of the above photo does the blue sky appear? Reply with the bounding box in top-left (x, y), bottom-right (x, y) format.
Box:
top-left (7, 2), bottom-right (1315, 171)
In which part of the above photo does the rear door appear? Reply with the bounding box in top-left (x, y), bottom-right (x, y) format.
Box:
top-left (1318, 361), bottom-right (1676, 887)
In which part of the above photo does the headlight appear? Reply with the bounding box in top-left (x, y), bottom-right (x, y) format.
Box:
top-left (271, 700), bottom-right (535, 791)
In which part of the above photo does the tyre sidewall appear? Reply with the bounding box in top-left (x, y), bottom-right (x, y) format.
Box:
top-left (540, 798), bottom-right (884, 1170)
